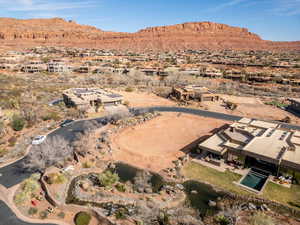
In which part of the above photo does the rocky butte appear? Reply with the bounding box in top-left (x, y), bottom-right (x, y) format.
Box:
top-left (0, 17), bottom-right (299, 51)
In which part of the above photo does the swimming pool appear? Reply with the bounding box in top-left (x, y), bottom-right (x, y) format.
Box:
top-left (240, 168), bottom-right (269, 192)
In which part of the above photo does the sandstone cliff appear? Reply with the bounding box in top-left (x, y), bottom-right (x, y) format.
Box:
top-left (0, 18), bottom-right (299, 51)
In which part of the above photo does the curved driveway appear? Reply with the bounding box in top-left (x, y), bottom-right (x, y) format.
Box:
top-left (0, 106), bottom-right (299, 225)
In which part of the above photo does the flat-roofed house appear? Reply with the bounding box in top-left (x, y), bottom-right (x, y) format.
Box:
top-left (63, 88), bottom-right (123, 112)
top-left (47, 60), bottom-right (71, 73)
top-left (21, 61), bottom-right (47, 73)
top-left (198, 118), bottom-right (300, 178)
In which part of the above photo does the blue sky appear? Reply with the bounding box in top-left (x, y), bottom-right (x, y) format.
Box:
top-left (0, 0), bottom-right (300, 41)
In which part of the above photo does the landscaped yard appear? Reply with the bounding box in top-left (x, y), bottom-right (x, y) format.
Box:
top-left (182, 162), bottom-right (300, 209)
top-left (182, 161), bottom-right (249, 195)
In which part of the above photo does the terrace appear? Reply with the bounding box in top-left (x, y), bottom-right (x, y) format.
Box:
top-left (197, 118), bottom-right (300, 192)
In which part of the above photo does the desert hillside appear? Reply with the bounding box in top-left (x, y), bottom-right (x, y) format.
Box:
top-left (0, 17), bottom-right (299, 51)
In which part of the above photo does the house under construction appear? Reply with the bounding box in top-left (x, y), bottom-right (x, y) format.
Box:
top-left (172, 85), bottom-right (219, 102)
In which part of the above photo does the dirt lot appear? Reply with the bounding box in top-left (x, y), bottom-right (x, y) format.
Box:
top-left (113, 91), bottom-right (300, 125)
top-left (114, 90), bottom-right (176, 108)
top-left (201, 94), bottom-right (300, 125)
top-left (111, 112), bottom-right (226, 172)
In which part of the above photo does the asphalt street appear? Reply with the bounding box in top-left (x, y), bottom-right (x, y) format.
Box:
top-left (0, 201), bottom-right (55, 225)
top-left (0, 106), bottom-right (299, 225)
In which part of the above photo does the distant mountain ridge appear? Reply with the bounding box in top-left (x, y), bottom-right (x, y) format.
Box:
top-left (0, 17), bottom-right (299, 51)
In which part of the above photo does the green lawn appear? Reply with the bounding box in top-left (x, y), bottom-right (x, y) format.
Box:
top-left (264, 182), bottom-right (300, 208)
top-left (183, 162), bottom-right (300, 208)
top-left (182, 162), bottom-right (249, 195)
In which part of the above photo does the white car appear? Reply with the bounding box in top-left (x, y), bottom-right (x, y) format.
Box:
top-left (32, 135), bottom-right (47, 145)
top-left (62, 165), bottom-right (74, 172)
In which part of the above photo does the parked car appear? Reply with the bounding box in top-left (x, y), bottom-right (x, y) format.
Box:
top-left (60, 119), bottom-right (74, 127)
top-left (62, 165), bottom-right (75, 172)
top-left (32, 135), bottom-right (46, 145)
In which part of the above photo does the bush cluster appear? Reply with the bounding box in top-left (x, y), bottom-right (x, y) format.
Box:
top-left (11, 114), bottom-right (25, 131)
top-left (74, 211), bottom-right (91, 225)
top-left (46, 173), bottom-right (67, 185)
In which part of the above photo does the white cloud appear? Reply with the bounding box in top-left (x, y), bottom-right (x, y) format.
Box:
top-left (206, 0), bottom-right (248, 12)
top-left (0, 0), bottom-right (97, 12)
top-left (18, 0), bottom-right (33, 5)
top-left (271, 0), bottom-right (300, 16)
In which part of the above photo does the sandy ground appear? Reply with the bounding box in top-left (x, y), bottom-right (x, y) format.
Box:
top-left (201, 94), bottom-right (300, 125)
top-left (111, 112), bottom-right (226, 172)
top-left (113, 91), bottom-right (300, 125)
top-left (114, 90), bottom-right (176, 108)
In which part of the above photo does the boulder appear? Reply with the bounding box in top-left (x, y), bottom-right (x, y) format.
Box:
top-left (208, 200), bottom-right (217, 207)
top-left (191, 190), bottom-right (198, 194)
top-left (80, 181), bottom-right (90, 191)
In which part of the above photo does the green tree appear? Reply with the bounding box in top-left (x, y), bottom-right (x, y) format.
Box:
top-left (74, 212), bottom-right (91, 225)
top-left (11, 114), bottom-right (25, 131)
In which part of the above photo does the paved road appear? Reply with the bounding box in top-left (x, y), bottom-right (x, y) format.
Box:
top-left (136, 106), bottom-right (300, 131)
top-left (0, 106), bottom-right (300, 225)
top-left (0, 117), bottom-right (108, 188)
top-left (2, 106), bottom-right (300, 188)
top-left (139, 106), bottom-right (243, 121)
top-left (0, 158), bottom-right (32, 188)
top-left (0, 201), bottom-right (55, 225)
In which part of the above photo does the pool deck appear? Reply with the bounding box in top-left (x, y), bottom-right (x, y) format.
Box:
top-left (235, 169), bottom-right (270, 194)
top-left (191, 157), bottom-right (248, 176)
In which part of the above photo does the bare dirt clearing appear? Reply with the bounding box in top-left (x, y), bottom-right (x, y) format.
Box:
top-left (111, 112), bottom-right (226, 172)
top-left (114, 91), bottom-right (176, 108)
top-left (202, 94), bottom-right (300, 125)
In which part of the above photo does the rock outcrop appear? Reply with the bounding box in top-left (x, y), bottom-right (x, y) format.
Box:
top-left (0, 18), bottom-right (299, 51)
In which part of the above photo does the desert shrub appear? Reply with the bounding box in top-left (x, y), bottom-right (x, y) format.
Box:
top-left (39, 210), bottom-right (49, 219)
top-left (215, 214), bottom-right (230, 225)
top-left (0, 148), bottom-right (8, 157)
top-left (157, 211), bottom-right (170, 225)
top-left (31, 173), bottom-right (41, 181)
top-left (115, 183), bottom-right (126, 192)
top-left (125, 87), bottom-right (134, 92)
top-left (7, 98), bottom-right (20, 109)
top-left (82, 161), bottom-right (93, 169)
top-left (74, 211), bottom-right (91, 225)
top-left (0, 120), bottom-right (5, 136)
top-left (66, 108), bottom-right (81, 119)
top-left (115, 208), bottom-right (127, 220)
top-left (225, 101), bottom-right (237, 110)
top-left (250, 212), bottom-right (275, 225)
top-left (57, 212), bottom-right (65, 219)
top-left (14, 174), bottom-right (41, 204)
top-left (46, 173), bottom-right (67, 184)
top-left (41, 111), bottom-right (61, 121)
top-left (28, 207), bottom-right (38, 215)
top-left (123, 100), bottom-right (130, 106)
top-left (8, 136), bottom-right (17, 147)
top-left (22, 178), bottom-right (40, 193)
top-left (265, 100), bottom-right (288, 108)
top-left (14, 191), bottom-right (28, 205)
top-left (11, 114), bottom-right (25, 131)
top-left (22, 108), bottom-right (38, 127)
top-left (98, 170), bottom-right (119, 188)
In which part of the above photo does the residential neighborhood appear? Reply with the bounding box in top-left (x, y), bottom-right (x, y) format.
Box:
top-left (0, 3), bottom-right (300, 225)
